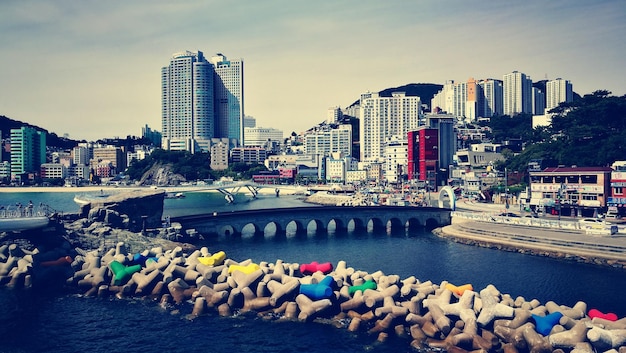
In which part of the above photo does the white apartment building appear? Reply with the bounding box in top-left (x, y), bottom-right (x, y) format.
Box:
top-left (127, 149), bottom-right (151, 168)
top-left (304, 124), bottom-right (352, 158)
top-left (431, 80), bottom-right (456, 116)
top-left (384, 138), bottom-right (408, 183)
top-left (69, 165), bottom-right (90, 180)
top-left (244, 127), bottom-right (283, 147)
top-left (546, 78), bottom-right (573, 112)
top-left (72, 146), bottom-right (90, 166)
top-left (161, 51), bottom-right (215, 153)
top-left (346, 170), bottom-right (367, 184)
top-left (210, 54), bottom-right (244, 146)
top-left (325, 152), bottom-right (358, 183)
top-left (359, 92), bottom-right (421, 163)
top-left (503, 71), bottom-right (532, 116)
top-left (327, 106), bottom-right (343, 123)
top-left (454, 81), bottom-right (468, 120)
top-left (40, 163), bottom-right (67, 179)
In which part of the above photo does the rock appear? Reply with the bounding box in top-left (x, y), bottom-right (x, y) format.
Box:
top-left (79, 189), bottom-right (165, 232)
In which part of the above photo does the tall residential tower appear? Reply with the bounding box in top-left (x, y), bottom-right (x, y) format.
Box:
top-left (545, 78), bottom-right (573, 112)
top-left (503, 71), bottom-right (532, 116)
top-left (161, 50), bottom-right (244, 153)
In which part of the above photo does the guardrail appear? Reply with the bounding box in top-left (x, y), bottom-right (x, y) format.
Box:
top-left (0, 203), bottom-right (56, 218)
top-left (451, 223), bottom-right (626, 257)
top-left (452, 211), bottom-right (624, 236)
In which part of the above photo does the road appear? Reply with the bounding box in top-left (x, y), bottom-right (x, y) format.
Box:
top-left (443, 198), bottom-right (626, 267)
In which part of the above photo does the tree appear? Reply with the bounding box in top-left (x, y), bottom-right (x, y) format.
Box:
top-left (499, 91), bottom-right (626, 172)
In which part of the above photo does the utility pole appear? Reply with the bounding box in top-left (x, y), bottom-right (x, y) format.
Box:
top-left (505, 168), bottom-right (509, 210)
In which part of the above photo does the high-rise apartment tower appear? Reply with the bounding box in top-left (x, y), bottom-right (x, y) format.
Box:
top-left (161, 50), bottom-right (244, 153)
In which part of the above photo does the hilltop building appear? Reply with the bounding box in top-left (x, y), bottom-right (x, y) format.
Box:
top-left (545, 78), bottom-right (573, 112)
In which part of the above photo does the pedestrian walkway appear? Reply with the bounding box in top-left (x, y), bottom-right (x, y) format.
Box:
top-left (439, 219), bottom-right (626, 266)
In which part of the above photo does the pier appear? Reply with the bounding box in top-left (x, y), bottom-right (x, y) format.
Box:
top-left (0, 203), bottom-right (53, 232)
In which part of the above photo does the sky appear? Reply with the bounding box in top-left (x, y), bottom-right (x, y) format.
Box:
top-left (0, 0), bottom-right (624, 142)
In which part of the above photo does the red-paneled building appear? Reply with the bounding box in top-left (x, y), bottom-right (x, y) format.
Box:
top-left (408, 128), bottom-right (439, 186)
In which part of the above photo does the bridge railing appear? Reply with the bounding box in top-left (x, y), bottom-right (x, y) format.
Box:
top-left (452, 211), bottom-right (624, 235)
top-left (0, 203), bottom-right (56, 218)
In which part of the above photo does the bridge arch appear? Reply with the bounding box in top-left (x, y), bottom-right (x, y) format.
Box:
top-left (285, 220), bottom-right (306, 237)
top-left (218, 224), bottom-right (237, 237)
top-left (367, 217), bottom-right (385, 233)
top-left (387, 217), bottom-right (405, 234)
top-left (241, 223), bottom-right (262, 238)
top-left (406, 217), bottom-right (422, 231)
top-left (306, 219), bottom-right (326, 234)
top-left (438, 186), bottom-right (456, 210)
top-left (173, 206), bottom-right (451, 239)
top-left (424, 218), bottom-right (440, 230)
top-left (328, 218), bottom-right (347, 233)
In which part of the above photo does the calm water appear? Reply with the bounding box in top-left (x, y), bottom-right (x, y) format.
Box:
top-left (1, 189), bottom-right (625, 353)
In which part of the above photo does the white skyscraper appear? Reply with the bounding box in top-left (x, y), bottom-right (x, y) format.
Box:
top-left (503, 71), bottom-right (532, 116)
top-left (161, 51), bottom-right (215, 153)
top-left (545, 78), bottom-right (573, 112)
top-left (161, 51), bottom-right (244, 153)
top-left (359, 92), bottom-right (421, 163)
top-left (210, 54), bottom-right (244, 147)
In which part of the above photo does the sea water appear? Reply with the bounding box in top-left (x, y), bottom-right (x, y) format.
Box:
top-left (0, 190), bottom-right (624, 352)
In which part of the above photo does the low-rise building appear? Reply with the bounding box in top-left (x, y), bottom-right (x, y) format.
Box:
top-left (40, 163), bottom-right (67, 179)
top-left (608, 161), bottom-right (626, 217)
top-left (528, 166), bottom-right (612, 217)
top-left (230, 147), bottom-right (267, 164)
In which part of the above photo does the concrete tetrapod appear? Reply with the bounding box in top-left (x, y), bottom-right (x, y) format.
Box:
top-left (3, 239), bottom-right (626, 353)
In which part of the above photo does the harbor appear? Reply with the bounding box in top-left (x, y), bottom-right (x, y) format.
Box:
top-left (1, 188), bottom-right (625, 353)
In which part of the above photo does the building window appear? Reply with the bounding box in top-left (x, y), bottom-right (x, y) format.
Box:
top-left (581, 175), bottom-right (598, 184)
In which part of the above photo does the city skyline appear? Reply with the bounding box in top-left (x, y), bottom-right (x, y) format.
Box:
top-left (0, 0), bottom-right (624, 141)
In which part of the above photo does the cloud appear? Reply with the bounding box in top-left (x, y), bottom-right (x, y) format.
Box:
top-left (0, 0), bottom-right (625, 140)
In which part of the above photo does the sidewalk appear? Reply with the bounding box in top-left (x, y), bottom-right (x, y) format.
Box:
top-left (438, 219), bottom-right (626, 268)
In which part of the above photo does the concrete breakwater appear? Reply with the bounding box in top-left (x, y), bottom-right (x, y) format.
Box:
top-left (1, 239), bottom-right (625, 353)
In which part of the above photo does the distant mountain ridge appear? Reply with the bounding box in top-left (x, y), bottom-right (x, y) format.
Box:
top-left (0, 115), bottom-right (79, 149)
top-left (347, 83), bottom-right (444, 109)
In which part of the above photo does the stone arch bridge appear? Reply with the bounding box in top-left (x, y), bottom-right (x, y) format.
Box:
top-left (171, 206), bottom-right (451, 238)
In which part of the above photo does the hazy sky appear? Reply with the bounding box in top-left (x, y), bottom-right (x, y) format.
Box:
top-left (1, 0), bottom-right (624, 141)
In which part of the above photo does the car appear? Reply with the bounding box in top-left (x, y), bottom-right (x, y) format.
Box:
top-left (579, 218), bottom-right (610, 229)
top-left (579, 218), bottom-right (605, 224)
top-left (524, 214), bottom-right (539, 218)
top-left (498, 212), bottom-right (520, 217)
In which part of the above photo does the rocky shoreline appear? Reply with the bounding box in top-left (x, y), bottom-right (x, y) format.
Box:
top-left (1, 213), bottom-right (626, 353)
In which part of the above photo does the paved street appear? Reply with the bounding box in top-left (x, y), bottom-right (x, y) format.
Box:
top-left (443, 199), bottom-right (626, 266)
